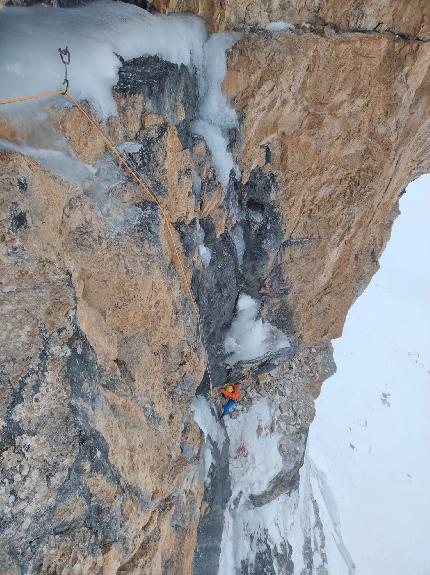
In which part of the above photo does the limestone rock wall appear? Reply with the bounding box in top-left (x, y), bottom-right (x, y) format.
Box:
top-left (154, 0), bottom-right (430, 39)
top-left (224, 27), bottom-right (430, 345)
top-left (0, 58), bottom-right (206, 574)
top-left (0, 1), bottom-right (430, 574)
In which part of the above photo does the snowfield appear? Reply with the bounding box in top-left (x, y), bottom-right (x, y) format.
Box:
top-left (308, 174), bottom-right (430, 574)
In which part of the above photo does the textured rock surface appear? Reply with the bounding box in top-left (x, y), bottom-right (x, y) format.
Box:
top-left (0, 55), bottom-right (206, 574)
top-left (154, 0), bottom-right (430, 39)
top-left (0, 150), bottom-right (206, 573)
top-left (225, 27), bottom-right (430, 345)
top-left (1, 1), bottom-right (430, 574)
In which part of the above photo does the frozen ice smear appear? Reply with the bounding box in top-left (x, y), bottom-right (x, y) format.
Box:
top-left (0, 138), bottom-right (95, 187)
top-left (192, 32), bottom-right (241, 188)
top-left (86, 154), bottom-right (141, 239)
top-left (197, 228), bottom-right (212, 267)
top-left (192, 396), bottom-right (226, 485)
top-left (116, 141), bottom-right (143, 155)
top-left (0, 136), bottom-right (139, 238)
top-left (224, 293), bottom-right (290, 364)
top-left (192, 395), bottom-right (225, 450)
top-left (265, 21), bottom-right (295, 32)
top-left (231, 223), bottom-right (245, 266)
top-left (0, 2), bottom-right (239, 189)
top-left (0, 2), bottom-right (207, 117)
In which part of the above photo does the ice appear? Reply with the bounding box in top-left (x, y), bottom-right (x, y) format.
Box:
top-left (192, 32), bottom-right (241, 189)
top-left (265, 21), bottom-right (295, 32)
top-left (0, 139), bottom-right (95, 187)
top-left (192, 396), bottom-right (226, 485)
top-left (0, 2), bottom-right (207, 117)
top-left (197, 227), bottom-right (212, 267)
top-left (224, 294), bottom-right (290, 364)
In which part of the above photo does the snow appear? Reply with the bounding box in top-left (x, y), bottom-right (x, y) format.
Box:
top-left (265, 21), bottom-right (295, 32)
top-left (192, 32), bottom-right (241, 188)
top-left (0, 2), bottom-right (239, 189)
top-left (218, 398), bottom-right (288, 574)
top-left (197, 227), bottom-right (212, 267)
top-left (307, 174), bottom-right (430, 574)
top-left (0, 2), bottom-right (207, 117)
top-left (192, 396), bottom-right (226, 484)
top-left (224, 294), bottom-right (290, 364)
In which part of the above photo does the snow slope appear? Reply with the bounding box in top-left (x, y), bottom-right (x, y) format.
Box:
top-left (308, 174), bottom-right (430, 574)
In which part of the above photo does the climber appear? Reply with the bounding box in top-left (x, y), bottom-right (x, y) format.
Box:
top-left (219, 383), bottom-right (240, 417)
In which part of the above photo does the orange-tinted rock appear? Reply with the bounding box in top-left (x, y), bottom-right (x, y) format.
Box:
top-left (0, 152), bottom-right (205, 573)
top-left (1, 2), bottom-right (430, 571)
top-left (153, 0), bottom-right (430, 38)
top-left (224, 29), bottom-right (430, 344)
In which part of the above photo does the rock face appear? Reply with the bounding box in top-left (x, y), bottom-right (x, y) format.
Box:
top-left (154, 0), bottom-right (430, 39)
top-left (225, 27), bottom-right (430, 346)
top-left (0, 57), bottom-right (206, 574)
top-left (0, 1), bottom-right (429, 574)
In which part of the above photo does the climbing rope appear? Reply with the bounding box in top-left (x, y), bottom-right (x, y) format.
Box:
top-left (0, 90), bottom-right (65, 106)
top-left (0, 50), bottom-right (214, 393)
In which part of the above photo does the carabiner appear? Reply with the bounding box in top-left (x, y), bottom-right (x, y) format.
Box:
top-left (58, 47), bottom-right (71, 66)
top-left (62, 78), bottom-right (69, 95)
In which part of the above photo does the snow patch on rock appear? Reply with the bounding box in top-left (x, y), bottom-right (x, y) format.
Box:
top-left (198, 227), bottom-right (212, 268)
top-left (192, 32), bottom-right (241, 189)
top-left (0, 2), bottom-right (207, 117)
top-left (224, 294), bottom-right (290, 365)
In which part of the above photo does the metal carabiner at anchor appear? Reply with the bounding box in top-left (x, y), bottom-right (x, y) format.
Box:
top-left (58, 46), bottom-right (71, 66)
top-left (58, 46), bottom-right (71, 94)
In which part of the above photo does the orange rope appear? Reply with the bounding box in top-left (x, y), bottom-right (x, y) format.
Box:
top-left (0, 88), bottom-right (213, 393)
top-left (0, 89), bottom-right (65, 106)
